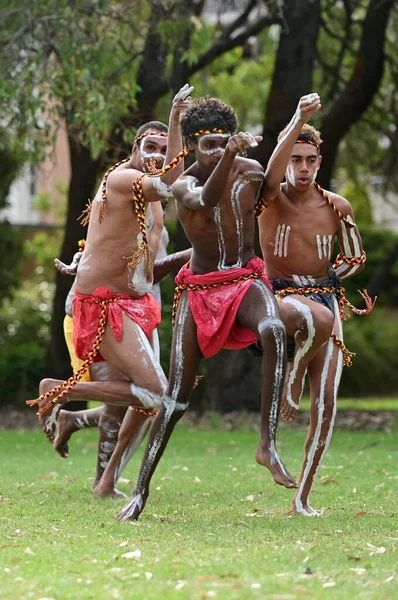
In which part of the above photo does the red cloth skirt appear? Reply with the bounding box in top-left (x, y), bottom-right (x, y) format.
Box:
top-left (175, 257), bottom-right (272, 358)
top-left (72, 286), bottom-right (161, 362)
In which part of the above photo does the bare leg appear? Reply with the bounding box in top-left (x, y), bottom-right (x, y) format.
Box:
top-left (54, 407), bottom-right (103, 458)
top-left (278, 297), bottom-right (334, 423)
top-left (93, 325), bottom-right (167, 498)
top-left (236, 280), bottom-right (296, 489)
top-left (291, 301), bottom-right (343, 516)
top-left (117, 294), bottom-right (202, 521)
top-left (94, 408), bottom-right (150, 498)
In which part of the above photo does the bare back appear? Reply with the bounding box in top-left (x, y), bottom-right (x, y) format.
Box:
top-left (76, 162), bottom-right (163, 297)
top-left (175, 157), bottom-right (264, 274)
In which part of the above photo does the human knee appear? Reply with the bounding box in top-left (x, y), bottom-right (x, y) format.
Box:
top-left (163, 395), bottom-right (189, 419)
top-left (258, 316), bottom-right (286, 348)
top-left (313, 308), bottom-right (334, 343)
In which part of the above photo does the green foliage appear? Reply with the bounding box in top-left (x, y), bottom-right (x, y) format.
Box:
top-left (0, 279), bottom-right (54, 406)
top-left (0, 131), bottom-right (25, 303)
top-left (342, 226), bottom-right (398, 307)
top-left (338, 180), bottom-right (373, 228)
top-left (340, 308), bottom-right (398, 397)
top-left (0, 428), bottom-right (397, 599)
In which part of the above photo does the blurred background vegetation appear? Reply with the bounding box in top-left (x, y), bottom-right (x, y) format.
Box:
top-left (0, 0), bottom-right (397, 409)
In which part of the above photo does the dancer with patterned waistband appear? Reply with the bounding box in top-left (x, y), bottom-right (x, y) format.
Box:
top-left (49, 228), bottom-right (191, 498)
top-left (117, 96), bottom-right (296, 523)
top-left (256, 93), bottom-right (374, 516)
top-left (28, 85), bottom-right (194, 496)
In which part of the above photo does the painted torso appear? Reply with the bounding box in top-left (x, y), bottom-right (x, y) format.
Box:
top-left (259, 184), bottom-right (343, 283)
top-left (176, 157), bottom-right (264, 274)
top-left (76, 163), bottom-right (163, 297)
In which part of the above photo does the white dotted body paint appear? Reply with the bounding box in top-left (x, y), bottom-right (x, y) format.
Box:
top-left (316, 234), bottom-right (333, 260)
top-left (281, 297), bottom-right (315, 409)
top-left (274, 224), bottom-right (291, 257)
top-left (197, 133), bottom-right (231, 155)
top-left (294, 333), bottom-right (334, 516)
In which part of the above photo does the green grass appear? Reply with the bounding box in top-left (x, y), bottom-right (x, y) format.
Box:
top-left (299, 397), bottom-right (398, 411)
top-left (0, 426), bottom-right (397, 600)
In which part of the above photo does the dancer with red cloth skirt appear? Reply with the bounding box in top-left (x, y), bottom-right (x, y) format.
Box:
top-left (117, 96), bottom-right (296, 522)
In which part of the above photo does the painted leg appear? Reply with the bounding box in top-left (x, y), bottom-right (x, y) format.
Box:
top-left (117, 294), bottom-right (202, 522)
top-left (93, 322), bottom-right (167, 498)
top-left (291, 303), bottom-right (343, 516)
top-left (94, 408), bottom-right (150, 498)
top-left (53, 406), bottom-right (103, 458)
top-left (278, 297), bottom-right (334, 423)
top-left (237, 280), bottom-right (296, 489)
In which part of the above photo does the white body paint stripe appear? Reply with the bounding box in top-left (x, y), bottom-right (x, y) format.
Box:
top-left (281, 297), bottom-right (315, 409)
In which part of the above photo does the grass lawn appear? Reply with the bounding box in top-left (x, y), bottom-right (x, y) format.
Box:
top-left (0, 423), bottom-right (397, 600)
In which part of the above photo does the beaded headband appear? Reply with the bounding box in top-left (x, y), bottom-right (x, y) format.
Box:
top-left (190, 128), bottom-right (231, 137)
top-left (134, 131), bottom-right (168, 145)
top-left (295, 138), bottom-right (320, 151)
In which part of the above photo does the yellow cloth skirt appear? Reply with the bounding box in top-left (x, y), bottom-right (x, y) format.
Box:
top-left (63, 315), bottom-right (91, 382)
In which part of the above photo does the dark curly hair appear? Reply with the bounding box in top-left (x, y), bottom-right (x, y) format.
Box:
top-left (134, 120), bottom-right (168, 143)
top-left (278, 123), bottom-right (322, 151)
top-left (180, 97), bottom-right (238, 142)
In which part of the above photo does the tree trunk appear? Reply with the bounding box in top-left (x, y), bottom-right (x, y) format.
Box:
top-left (46, 136), bottom-right (101, 409)
top-left (254, 0), bottom-right (321, 167)
top-left (318, 0), bottom-right (394, 188)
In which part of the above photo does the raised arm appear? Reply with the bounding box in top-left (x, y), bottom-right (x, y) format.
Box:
top-left (261, 93), bottom-right (321, 204)
top-left (333, 197), bottom-right (366, 279)
top-left (172, 132), bottom-right (262, 210)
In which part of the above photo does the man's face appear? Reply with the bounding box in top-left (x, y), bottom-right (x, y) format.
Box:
top-left (133, 131), bottom-right (168, 173)
top-left (190, 133), bottom-right (230, 170)
top-left (286, 143), bottom-right (322, 190)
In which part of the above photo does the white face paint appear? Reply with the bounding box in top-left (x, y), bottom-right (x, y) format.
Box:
top-left (274, 224), bottom-right (291, 257)
top-left (316, 234), bottom-right (333, 260)
top-left (139, 135), bottom-right (167, 172)
top-left (197, 133), bottom-right (230, 155)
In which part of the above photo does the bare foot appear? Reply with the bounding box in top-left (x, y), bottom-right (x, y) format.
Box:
top-left (93, 481), bottom-right (128, 499)
top-left (36, 378), bottom-right (68, 441)
top-left (116, 489), bottom-right (148, 521)
top-left (255, 445), bottom-right (297, 489)
top-left (53, 410), bottom-right (76, 458)
top-left (287, 500), bottom-right (321, 517)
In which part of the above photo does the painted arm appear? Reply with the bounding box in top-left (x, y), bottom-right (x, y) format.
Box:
top-left (172, 132), bottom-right (262, 210)
top-left (54, 251), bottom-right (83, 275)
top-left (334, 199), bottom-right (366, 279)
top-left (153, 249), bottom-right (192, 284)
top-left (261, 93), bottom-right (322, 204)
